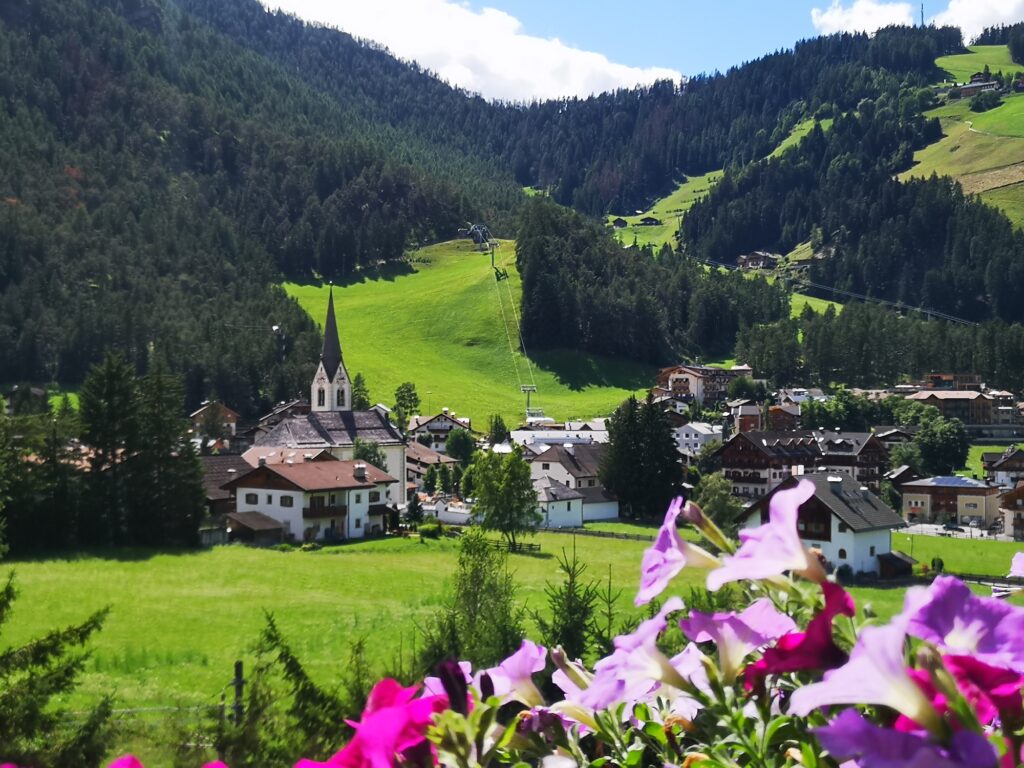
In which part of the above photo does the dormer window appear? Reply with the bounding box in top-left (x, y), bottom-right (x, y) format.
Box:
top-left (317, 388), bottom-right (325, 407)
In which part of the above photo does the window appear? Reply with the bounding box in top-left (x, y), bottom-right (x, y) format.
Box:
top-left (369, 491), bottom-right (381, 503)
top-left (355, 493), bottom-right (362, 503)
top-left (870, 545), bottom-right (876, 556)
top-left (355, 518), bottom-right (362, 528)
top-left (329, 494), bottom-right (336, 505)
top-left (589, 479), bottom-right (595, 487)
top-left (965, 502), bottom-right (978, 510)
top-left (542, 463), bottom-right (550, 470)
top-left (317, 387), bottom-right (325, 407)
top-left (838, 548), bottom-right (847, 560)
top-left (280, 496), bottom-right (294, 508)
top-left (245, 493), bottom-right (258, 505)
top-left (337, 388), bottom-right (345, 407)
top-left (838, 523), bottom-right (849, 533)
top-left (266, 494), bottom-right (272, 504)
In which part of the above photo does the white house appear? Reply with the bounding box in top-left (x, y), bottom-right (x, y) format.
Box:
top-left (675, 421), bottom-right (722, 457)
top-left (408, 409), bottom-right (472, 453)
top-left (534, 476), bottom-right (584, 528)
top-left (529, 443), bottom-right (619, 521)
top-left (223, 459), bottom-right (398, 542)
top-left (739, 473), bottom-right (906, 576)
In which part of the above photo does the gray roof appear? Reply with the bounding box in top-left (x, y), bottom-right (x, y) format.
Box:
top-left (748, 474), bottom-right (905, 533)
top-left (255, 410), bottom-right (403, 449)
top-left (534, 476), bottom-right (584, 503)
top-left (729, 430), bottom-right (879, 460)
top-left (200, 454), bottom-right (253, 502)
top-left (530, 443), bottom-right (605, 478)
top-left (579, 486), bottom-right (617, 505)
top-left (226, 511), bottom-right (284, 532)
top-left (901, 476), bottom-right (995, 490)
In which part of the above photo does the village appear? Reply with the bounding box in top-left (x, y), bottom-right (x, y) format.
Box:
top-left (185, 291), bottom-right (1024, 586)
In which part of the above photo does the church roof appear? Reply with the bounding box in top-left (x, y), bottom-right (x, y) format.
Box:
top-left (251, 410), bottom-right (404, 451)
top-left (321, 286), bottom-right (343, 380)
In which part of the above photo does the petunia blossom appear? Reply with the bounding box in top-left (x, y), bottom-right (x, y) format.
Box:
top-left (788, 622), bottom-right (941, 733)
top-left (481, 639), bottom-right (547, 708)
top-left (296, 678), bottom-right (447, 768)
top-left (814, 708), bottom-right (997, 768)
top-left (679, 598), bottom-right (796, 682)
top-left (706, 479), bottom-right (824, 591)
top-left (902, 576), bottom-right (1024, 673)
top-left (422, 659), bottom-right (472, 714)
top-left (636, 497), bottom-right (719, 606)
top-left (943, 655), bottom-right (1024, 728)
top-left (744, 581), bottom-right (855, 693)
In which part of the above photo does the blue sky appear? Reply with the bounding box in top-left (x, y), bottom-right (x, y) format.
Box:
top-left (263, 1), bottom-right (1024, 100)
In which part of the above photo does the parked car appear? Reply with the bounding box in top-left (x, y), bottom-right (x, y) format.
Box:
top-left (942, 521), bottom-right (964, 532)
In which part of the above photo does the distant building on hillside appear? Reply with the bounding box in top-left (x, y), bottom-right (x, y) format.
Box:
top-left (655, 365), bottom-right (744, 406)
top-left (408, 409), bottom-right (472, 453)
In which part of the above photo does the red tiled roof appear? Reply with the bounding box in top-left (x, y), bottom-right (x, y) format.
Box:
top-left (225, 460), bottom-right (396, 492)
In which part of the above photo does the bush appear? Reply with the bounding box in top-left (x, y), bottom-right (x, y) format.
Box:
top-left (835, 563), bottom-right (854, 583)
top-left (970, 90), bottom-right (1002, 112)
top-left (931, 556), bottom-right (945, 573)
top-left (300, 542), bottom-right (322, 552)
top-left (419, 522), bottom-right (443, 539)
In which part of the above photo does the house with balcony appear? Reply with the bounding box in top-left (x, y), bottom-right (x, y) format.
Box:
top-left (529, 443), bottom-right (619, 520)
top-left (717, 429), bottom-right (887, 500)
top-left (982, 446), bottom-right (1024, 488)
top-left (408, 409), bottom-right (473, 453)
top-left (900, 476), bottom-right (1001, 527)
top-left (654, 364), bottom-right (744, 406)
top-left (740, 474), bottom-right (906, 576)
top-left (222, 459), bottom-right (398, 542)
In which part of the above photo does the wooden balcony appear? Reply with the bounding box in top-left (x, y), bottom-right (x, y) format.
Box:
top-left (303, 504), bottom-right (347, 519)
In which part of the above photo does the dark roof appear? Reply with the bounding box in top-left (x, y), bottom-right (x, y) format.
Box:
top-left (879, 550), bottom-right (917, 566)
top-left (534, 476), bottom-right (584, 502)
top-left (989, 447), bottom-right (1024, 469)
top-left (226, 511), bottom-right (284, 532)
top-left (902, 476), bottom-right (995, 490)
top-left (200, 454), bottom-right (253, 502)
top-left (406, 441), bottom-right (459, 467)
top-left (883, 465), bottom-right (920, 486)
top-left (321, 287), bottom-right (343, 380)
top-left (579, 486), bottom-right (617, 505)
top-left (747, 474), bottom-right (905, 533)
top-left (255, 410), bottom-right (403, 449)
top-left (873, 425), bottom-right (919, 438)
top-left (530, 443), bottom-right (604, 478)
top-left (724, 430), bottom-right (881, 460)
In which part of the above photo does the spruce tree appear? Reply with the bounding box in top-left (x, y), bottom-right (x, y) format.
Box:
top-left (351, 373), bottom-right (371, 410)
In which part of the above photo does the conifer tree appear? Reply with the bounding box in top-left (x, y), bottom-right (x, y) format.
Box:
top-left (351, 373), bottom-right (371, 411)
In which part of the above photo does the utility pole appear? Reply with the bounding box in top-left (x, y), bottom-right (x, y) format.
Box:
top-left (233, 660), bottom-right (245, 726)
top-left (921, 2), bottom-right (925, 27)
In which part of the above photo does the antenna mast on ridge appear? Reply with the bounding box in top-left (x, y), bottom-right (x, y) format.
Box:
top-left (921, 3), bottom-right (925, 26)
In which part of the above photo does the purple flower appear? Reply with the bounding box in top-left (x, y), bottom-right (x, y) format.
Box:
top-left (706, 479), bottom-right (825, 592)
top-left (636, 497), bottom-right (719, 606)
top-left (422, 660), bottom-right (472, 713)
top-left (788, 623), bottom-right (941, 733)
top-left (480, 640), bottom-right (546, 707)
top-left (902, 576), bottom-right (1024, 673)
top-left (679, 598), bottom-right (796, 682)
top-left (580, 597), bottom-right (691, 709)
top-left (1010, 552), bottom-right (1024, 579)
top-left (813, 709), bottom-right (997, 768)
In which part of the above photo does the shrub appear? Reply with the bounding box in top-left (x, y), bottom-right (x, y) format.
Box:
top-left (970, 90), bottom-right (1002, 112)
top-left (418, 522), bottom-right (443, 539)
top-left (300, 542), bottom-right (322, 552)
top-left (835, 563), bottom-right (854, 583)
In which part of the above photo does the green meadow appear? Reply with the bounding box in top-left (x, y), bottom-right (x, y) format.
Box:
top-left (284, 239), bottom-right (653, 424)
top-left (891, 532), bottom-right (1024, 577)
top-left (609, 169), bottom-right (724, 249)
top-left (936, 45), bottom-right (1017, 84)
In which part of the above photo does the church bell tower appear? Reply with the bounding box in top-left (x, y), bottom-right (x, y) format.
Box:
top-left (311, 285), bottom-right (352, 413)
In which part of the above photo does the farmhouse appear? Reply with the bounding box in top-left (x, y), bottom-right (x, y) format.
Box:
top-left (872, 425), bottom-right (918, 451)
top-left (408, 409), bottom-right (472, 453)
top-left (726, 398), bottom-right (762, 432)
top-left (529, 443), bottom-right (619, 521)
top-left (244, 288), bottom-right (407, 504)
top-left (900, 476), bottom-right (1001, 527)
top-left (736, 251), bottom-right (777, 270)
top-left (655, 364), bottom-right (743, 406)
top-left (533, 476), bottom-right (584, 528)
top-left (718, 429), bottom-right (887, 500)
top-left (741, 474), bottom-right (905, 576)
top-left (190, 401), bottom-right (239, 437)
top-left (223, 459), bottom-right (398, 542)
top-left (611, 217), bottom-right (628, 228)
top-left (638, 216), bottom-right (662, 226)
top-left (199, 454), bottom-right (252, 517)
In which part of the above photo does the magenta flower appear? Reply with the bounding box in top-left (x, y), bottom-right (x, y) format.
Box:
top-left (943, 655), bottom-right (1024, 728)
top-left (903, 576), bottom-right (1024, 672)
top-left (296, 678), bottom-right (447, 768)
top-left (1010, 552), bottom-right (1024, 578)
top-left (109, 759), bottom-right (145, 768)
top-left (480, 640), bottom-right (547, 707)
top-left (679, 598), bottom-right (796, 681)
top-left (706, 479), bottom-right (824, 591)
top-left (788, 623), bottom-right (941, 733)
top-left (744, 581), bottom-right (855, 693)
top-left (636, 497), bottom-right (719, 606)
top-left (580, 597), bottom-right (691, 709)
top-left (813, 709), bottom-right (997, 768)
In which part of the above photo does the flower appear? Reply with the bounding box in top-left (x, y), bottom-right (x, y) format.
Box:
top-left (481, 640), bottom-right (547, 707)
top-left (813, 709), bottom-right (997, 768)
top-left (636, 497), bottom-right (719, 606)
top-left (744, 581), bottom-right (855, 693)
top-left (903, 576), bottom-right (1024, 673)
top-left (942, 655), bottom-right (1024, 728)
top-left (788, 622), bottom-right (941, 733)
top-left (706, 479), bottom-right (824, 591)
top-left (422, 659), bottom-right (472, 714)
top-left (679, 598), bottom-right (796, 682)
top-left (296, 678), bottom-right (447, 768)
top-left (109, 759), bottom-right (145, 768)
top-left (1010, 552), bottom-right (1024, 579)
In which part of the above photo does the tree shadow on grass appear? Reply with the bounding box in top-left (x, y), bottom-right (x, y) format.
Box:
top-left (294, 260), bottom-right (418, 289)
top-left (528, 349), bottom-right (657, 393)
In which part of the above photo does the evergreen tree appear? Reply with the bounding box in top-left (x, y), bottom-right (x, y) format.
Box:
top-left (394, 383), bottom-right (421, 419)
top-left (438, 463), bottom-right (453, 495)
top-left (531, 544), bottom-right (599, 661)
top-left (405, 492), bottom-right (424, 525)
top-left (445, 429), bottom-right (475, 467)
top-left (487, 414), bottom-right (510, 445)
top-left (695, 472), bottom-right (744, 536)
top-left (471, 448), bottom-right (541, 550)
top-left (423, 465), bottom-right (438, 494)
top-left (352, 438), bottom-right (389, 472)
top-left (351, 374), bottom-right (371, 411)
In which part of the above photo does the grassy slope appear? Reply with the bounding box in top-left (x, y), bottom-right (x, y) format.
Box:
top-left (766, 117), bottom-right (834, 160)
top-left (284, 240), bottom-right (653, 424)
top-left (936, 45), bottom-right (1017, 84)
top-left (609, 169), bottom-right (724, 249)
top-left (956, 443), bottom-right (1017, 478)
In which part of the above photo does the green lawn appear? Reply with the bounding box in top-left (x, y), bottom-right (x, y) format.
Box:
top-left (766, 117), bottom-right (833, 160)
top-left (969, 92), bottom-right (1024, 138)
top-left (936, 45), bottom-right (1017, 84)
top-left (980, 182), bottom-right (1024, 228)
top-left (892, 532), bottom-right (1024, 577)
top-left (609, 169), bottom-right (724, 249)
top-left (284, 240), bottom-right (653, 424)
top-left (956, 443), bottom-right (1016, 479)
top-left (790, 292), bottom-right (840, 318)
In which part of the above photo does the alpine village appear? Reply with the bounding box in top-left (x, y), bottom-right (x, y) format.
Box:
top-left (7, 1), bottom-right (1024, 766)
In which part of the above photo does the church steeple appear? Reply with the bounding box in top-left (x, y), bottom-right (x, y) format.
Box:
top-left (311, 284), bottom-right (351, 413)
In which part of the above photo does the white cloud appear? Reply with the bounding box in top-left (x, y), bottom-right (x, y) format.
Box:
top-left (810, 0), bottom-right (915, 34)
top-left (260, 0), bottom-right (681, 102)
top-left (931, 0), bottom-right (1024, 43)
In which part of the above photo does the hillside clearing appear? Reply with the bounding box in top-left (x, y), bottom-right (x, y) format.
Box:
top-left (609, 169), bottom-right (724, 249)
top-left (936, 45), bottom-right (1016, 84)
top-left (284, 240), bottom-right (652, 424)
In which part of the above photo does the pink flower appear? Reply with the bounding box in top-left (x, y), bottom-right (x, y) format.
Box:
top-left (297, 678), bottom-right (447, 768)
top-left (109, 759), bottom-right (145, 768)
top-left (679, 598), bottom-right (796, 682)
top-left (706, 479), bottom-right (824, 591)
top-left (636, 497), bottom-right (719, 606)
top-left (479, 640), bottom-right (547, 707)
top-left (744, 581), bottom-right (855, 693)
top-left (943, 655), bottom-right (1024, 728)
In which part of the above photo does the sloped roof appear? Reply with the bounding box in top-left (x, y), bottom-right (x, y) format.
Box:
top-left (226, 511), bottom-right (284, 532)
top-left (200, 454), bottom-right (253, 502)
top-left (534, 476), bottom-right (584, 503)
top-left (321, 287), bottom-right (343, 380)
top-left (224, 460), bottom-right (396, 492)
top-left (253, 410), bottom-right (403, 450)
top-left (902, 476), bottom-right (997, 491)
top-left (531, 443), bottom-right (604, 477)
top-left (748, 474), bottom-right (904, 533)
top-left (406, 440), bottom-right (459, 466)
top-left (408, 412), bottom-right (472, 432)
top-left (907, 391), bottom-right (991, 401)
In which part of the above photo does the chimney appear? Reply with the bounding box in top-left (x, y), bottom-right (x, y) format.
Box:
top-left (354, 462), bottom-right (367, 480)
top-left (443, 407), bottom-right (449, 415)
top-left (828, 475), bottom-right (843, 494)
top-left (563, 442), bottom-right (575, 455)
top-left (258, 457), bottom-right (267, 467)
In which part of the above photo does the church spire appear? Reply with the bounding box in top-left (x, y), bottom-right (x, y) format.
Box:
top-left (321, 284), bottom-right (342, 381)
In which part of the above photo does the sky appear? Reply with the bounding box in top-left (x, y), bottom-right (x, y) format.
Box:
top-left (260, 0), bottom-right (1024, 101)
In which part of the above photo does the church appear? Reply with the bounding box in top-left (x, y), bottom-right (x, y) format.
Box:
top-left (243, 288), bottom-right (408, 505)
